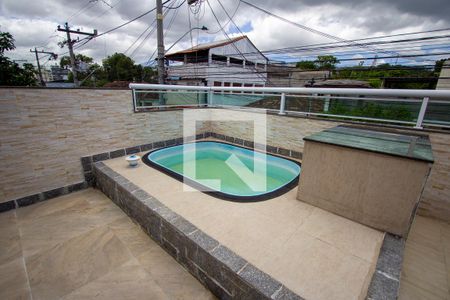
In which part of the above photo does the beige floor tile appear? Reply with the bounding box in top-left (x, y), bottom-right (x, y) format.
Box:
top-left (19, 194), bottom-right (124, 257)
top-left (399, 216), bottom-right (450, 300)
top-left (260, 229), bottom-right (373, 300)
top-left (240, 189), bottom-right (315, 228)
top-left (0, 210), bottom-right (22, 266)
top-left (0, 258), bottom-right (31, 300)
top-left (298, 208), bottom-right (384, 262)
top-left (408, 216), bottom-right (443, 251)
top-left (137, 250), bottom-right (214, 300)
top-left (440, 222), bottom-right (450, 293)
top-left (401, 240), bottom-right (448, 298)
top-left (108, 217), bottom-right (161, 258)
top-left (140, 177), bottom-right (186, 197)
top-left (16, 189), bottom-right (94, 222)
top-left (26, 225), bottom-right (133, 300)
top-left (399, 279), bottom-right (448, 300)
top-left (0, 188), bottom-right (215, 300)
top-left (203, 209), bottom-right (298, 267)
top-left (61, 261), bottom-right (169, 300)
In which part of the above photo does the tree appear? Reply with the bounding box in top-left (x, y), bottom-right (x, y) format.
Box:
top-left (315, 55), bottom-right (340, 70)
top-left (434, 58), bottom-right (449, 75)
top-left (60, 54), bottom-right (94, 69)
top-left (0, 32), bottom-right (15, 55)
top-left (102, 53), bottom-right (138, 81)
top-left (296, 60), bottom-right (317, 70)
top-left (0, 31), bottom-right (37, 86)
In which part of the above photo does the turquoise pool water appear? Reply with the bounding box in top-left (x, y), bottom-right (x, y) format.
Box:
top-left (144, 141), bottom-right (301, 200)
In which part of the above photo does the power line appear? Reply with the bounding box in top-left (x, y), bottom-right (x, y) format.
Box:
top-left (164, 0), bottom-right (186, 9)
top-left (239, 0), bottom-right (426, 63)
top-left (67, 0), bottom-right (98, 22)
top-left (96, 1), bottom-right (170, 38)
top-left (261, 28), bottom-right (450, 55)
top-left (205, 0), bottom-right (270, 83)
top-left (129, 5), bottom-right (175, 59)
top-left (124, 19), bottom-right (158, 55)
top-left (206, 0), bottom-right (241, 34)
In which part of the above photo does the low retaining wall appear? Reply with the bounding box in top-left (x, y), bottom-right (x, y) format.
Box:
top-left (92, 150), bottom-right (404, 300)
top-left (93, 162), bottom-right (301, 300)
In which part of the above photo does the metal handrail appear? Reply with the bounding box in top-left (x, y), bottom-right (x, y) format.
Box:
top-left (129, 83), bottom-right (450, 129)
top-left (130, 83), bottom-right (450, 99)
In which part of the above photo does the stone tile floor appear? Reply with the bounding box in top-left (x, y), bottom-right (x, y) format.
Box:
top-left (399, 215), bottom-right (450, 300)
top-left (0, 188), bottom-right (215, 300)
top-left (105, 156), bottom-right (385, 300)
top-left (1, 178), bottom-right (448, 300)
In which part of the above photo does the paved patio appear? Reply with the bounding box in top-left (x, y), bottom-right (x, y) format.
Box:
top-left (104, 154), bottom-right (385, 300)
top-left (399, 215), bottom-right (450, 299)
top-left (0, 188), bottom-right (214, 300)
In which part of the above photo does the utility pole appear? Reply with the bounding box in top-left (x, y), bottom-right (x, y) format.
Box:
top-left (30, 48), bottom-right (58, 86)
top-left (57, 22), bottom-right (97, 87)
top-left (156, 0), bottom-right (165, 85)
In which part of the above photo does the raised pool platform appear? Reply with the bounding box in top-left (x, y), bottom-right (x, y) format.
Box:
top-left (89, 137), bottom-right (404, 300)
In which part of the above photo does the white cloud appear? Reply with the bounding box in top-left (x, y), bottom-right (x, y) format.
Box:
top-left (0, 0), bottom-right (448, 67)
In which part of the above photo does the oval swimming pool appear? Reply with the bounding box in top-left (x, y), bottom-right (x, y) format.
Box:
top-left (142, 141), bottom-right (301, 201)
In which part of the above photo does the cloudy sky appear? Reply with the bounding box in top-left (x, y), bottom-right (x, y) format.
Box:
top-left (1, 0), bottom-right (449, 68)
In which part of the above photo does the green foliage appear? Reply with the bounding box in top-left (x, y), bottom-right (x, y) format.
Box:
top-left (102, 53), bottom-right (137, 81)
top-left (328, 101), bottom-right (413, 122)
top-left (315, 55), bottom-right (339, 70)
top-left (434, 58), bottom-right (449, 75)
top-left (296, 55), bottom-right (339, 70)
top-left (0, 32), bottom-right (15, 55)
top-left (60, 54), bottom-right (93, 69)
top-left (99, 53), bottom-right (157, 84)
top-left (333, 63), bottom-right (438, 89)
top-left (0, 31), bottom-right (37, 86)
top-left (296, 60), bottom-right (317, 70)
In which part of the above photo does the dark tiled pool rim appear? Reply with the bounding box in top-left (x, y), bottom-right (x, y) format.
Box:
top-left (142, 140), bottom-right (302, 202)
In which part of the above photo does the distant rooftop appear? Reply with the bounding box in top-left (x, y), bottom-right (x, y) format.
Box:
top-left (166, 36), bottom-right (247, 56)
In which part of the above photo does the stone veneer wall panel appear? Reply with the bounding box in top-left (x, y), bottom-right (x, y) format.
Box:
top-left (1, 88), bottom-right (449, 222)
top-left (0, 88), bottom-right (210, 203)
top-left (209, 109), bottom-right (340, 152)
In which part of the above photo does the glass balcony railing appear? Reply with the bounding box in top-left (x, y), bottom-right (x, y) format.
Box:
top-left (130, 83), bottom-right (450, 129)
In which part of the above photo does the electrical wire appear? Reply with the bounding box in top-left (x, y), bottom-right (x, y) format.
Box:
top-left (164, 0), bottom-right (186, 9)
top-left (130, 3), bottom-right (176, 59)
top-left (239, 0), bottom-right (427, 63)
top-left (206, 0), bottom-right (241, 34)
top-left (205, 0), bottom-right (270, 83)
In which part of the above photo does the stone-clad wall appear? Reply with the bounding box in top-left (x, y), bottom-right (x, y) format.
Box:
top-left (210, 109), bottom-right (341, 152)
top-left (1, 88), bottom-right (449, 222)
top-left (209, 109), bottom-right (340, 152)
top-left (0, 88), bottom-right (210, 204)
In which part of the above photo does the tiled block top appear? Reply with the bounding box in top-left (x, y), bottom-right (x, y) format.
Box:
top-left (304, 125), bottom-right (434, 163)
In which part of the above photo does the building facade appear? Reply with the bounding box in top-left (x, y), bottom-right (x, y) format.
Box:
top-left (165, 36), bottom-right (268, 88)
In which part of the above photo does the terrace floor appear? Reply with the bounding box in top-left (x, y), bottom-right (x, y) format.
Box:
top-left (399, 215), bottom-right (450, 300)
top-left (104, 152), bottom-right (385, 300)
top-left (1, 164), bottom-right (448, 300)
top-left (0, 188), bottom-right (214, 300)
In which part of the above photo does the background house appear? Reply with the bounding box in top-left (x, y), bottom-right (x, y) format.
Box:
top-left (165, 36), bottom-right (268, 88)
